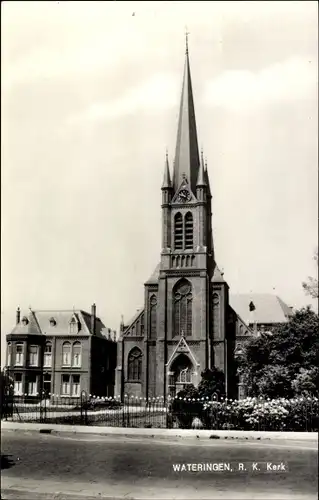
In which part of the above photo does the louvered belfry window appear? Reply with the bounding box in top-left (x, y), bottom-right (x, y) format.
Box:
top-left (184, 212), bottom-right (193, 249)
top-left (174, 213), bottom-right (183, 250)
top-left (173, 279), bottom-right (193, 337)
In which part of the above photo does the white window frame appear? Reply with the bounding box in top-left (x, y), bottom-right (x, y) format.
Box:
top-left (61, 374), bottom-right (71, 396)
top-left (62, 342), bottom-right (71, 366)
top-left (15, 343), bottom-right (24, 366)
top-left (72, 342), bottom-right (82, 368)
top-left (7, 342), bottom-right (12, 366)
top-left (28, 345), bottom-right (39, 367)
top-left (72, 375), bottom-right (80, 397)
top-left (14, 373), bottom-right (23, 395)
top-left (44, 342), bottom-right (52, 368)
top-left (28, 374), bottom-right (38, 396)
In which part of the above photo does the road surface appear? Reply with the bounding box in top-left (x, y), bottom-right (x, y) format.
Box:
top-left (1, 430), bottom-right (317, 499)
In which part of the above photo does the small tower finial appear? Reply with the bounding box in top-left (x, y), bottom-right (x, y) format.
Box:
top-left (185, 27), bottom-right (190, 54)
top-left (200, 146), bottom-right (204, 164)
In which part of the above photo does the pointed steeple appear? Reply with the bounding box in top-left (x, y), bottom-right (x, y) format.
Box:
top-left (196, 148), bottom-right (207, 187)
top-left (204, 157), bottom-right (211, 196)
top-left (162, 150), bottom-right (172, 189)
top-left (173, 37), bottom-right (200, 194)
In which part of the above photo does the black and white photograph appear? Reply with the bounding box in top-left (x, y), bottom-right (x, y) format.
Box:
top-left (1, 1), bottom-right (318, 499)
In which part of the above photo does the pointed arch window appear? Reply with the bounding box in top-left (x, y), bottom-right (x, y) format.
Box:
top-left (213, 293), bottom-right (220, 336)
top-left (184, 212), bottom-right (193, 249)
top-left (174, 213), bottom-right (183, 250)
top-left (127, 347), bottom-right (142, 381)
top-left (149, 295), bottom-right (157, 339)
top-left (173, 279), bottom-right (193, 337)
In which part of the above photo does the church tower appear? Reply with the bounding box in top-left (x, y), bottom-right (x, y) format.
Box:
top-left (116, 38), bottom-right (233, 401)
top-left (145, 38), bottom-right (216, 399)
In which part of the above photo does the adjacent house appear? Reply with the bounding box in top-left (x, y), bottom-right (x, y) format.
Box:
top-left (5, 304), bottom-right (117, 399)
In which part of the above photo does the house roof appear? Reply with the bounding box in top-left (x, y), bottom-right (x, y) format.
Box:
top-left (230, 294), bottom-right (293, 325)
top-left (10, 309), bottom-right (115, 339)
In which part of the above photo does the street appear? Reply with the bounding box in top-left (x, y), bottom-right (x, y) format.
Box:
top-left (1, 430), bottom-right (318, 499)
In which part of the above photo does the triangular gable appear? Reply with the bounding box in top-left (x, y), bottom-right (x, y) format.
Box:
top-left (171, 177), bottom-right (196, 204)
top-left (123, 309), bottom-right (145, 337)
top-left (166, 335), bottom-right (199, 368)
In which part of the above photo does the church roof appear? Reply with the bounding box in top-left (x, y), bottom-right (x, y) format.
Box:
top-left (230, 294), bottom-right (293, 325)
top-left (145, 263), bottom-right (160, 284)
top-left (10, 309), bottom-right (114, 339)
top-left (173, 41), bottom-right (200, 194)
top-left (212, 264), bottom-right (226, 283)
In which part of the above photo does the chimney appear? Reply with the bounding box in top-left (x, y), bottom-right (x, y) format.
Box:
top-left (120, 315), bottom-right (124, 333)
top-left (16, 307), bottom-right (21, 325)
top-left (91, 303), bottom-right (96, 335)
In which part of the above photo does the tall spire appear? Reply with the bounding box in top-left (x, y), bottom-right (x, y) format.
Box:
top-left (173, 35), bottom-right (200, 194)
top-left (162, 149), bottom-right (172, 189)
top-left (196, 148), bottom-right (207, 187)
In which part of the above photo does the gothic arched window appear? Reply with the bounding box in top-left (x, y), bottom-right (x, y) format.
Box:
top-left (174, 213), bottom-right (183, 250)
top-left (212, 293), bottom-right (220, 336)
top-left (127, 347), bottom-right (142, 381)
top-left (173, 279), bottom-right (193, 337)
top-left (184, 212), bottom-right (193, 249)
top-left (149, 295), bottom-right (157, 339)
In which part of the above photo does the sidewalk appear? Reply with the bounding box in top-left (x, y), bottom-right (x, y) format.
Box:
top-left (2, 477), bottom-right (316, 500)
top-left (2, 420), bottom-right (318, 442)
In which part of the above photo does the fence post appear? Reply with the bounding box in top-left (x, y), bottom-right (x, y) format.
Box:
top-left (80, 391), bottom-right (87, 425)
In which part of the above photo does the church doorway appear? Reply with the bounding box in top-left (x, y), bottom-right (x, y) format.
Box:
top-left (168, 354), bottom-right (195, 397)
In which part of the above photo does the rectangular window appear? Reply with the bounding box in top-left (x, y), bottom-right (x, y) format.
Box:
top-left (72, 375), bottom-right (80, 397)
top-left (43, 373), bottom-right (51, 396)
top-left (15, 344), bottom-right (24, 366)
top-left (61, 374), bottom-right (70, 395)
top-left (7, 343), bottom-right (12, 366)
top-left (29, 345), bottom-right (38, 366)
top-left (28, 374), bottom-right (38, 396)
top-left (14, 373), bottom-right (23, 395)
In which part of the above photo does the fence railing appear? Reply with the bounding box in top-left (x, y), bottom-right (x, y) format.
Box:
top-left (1, 394), bottom-right (318, 431)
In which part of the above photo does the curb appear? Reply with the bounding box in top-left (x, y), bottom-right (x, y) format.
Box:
top-left (1, 421), bottom-right (318, 442)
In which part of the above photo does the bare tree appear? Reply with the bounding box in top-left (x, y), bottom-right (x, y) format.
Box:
top-left (302, 249), bottom-right (319, 299)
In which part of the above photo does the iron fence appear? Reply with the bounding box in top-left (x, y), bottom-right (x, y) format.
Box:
top-left (1, 394), bottom-right (318, 431)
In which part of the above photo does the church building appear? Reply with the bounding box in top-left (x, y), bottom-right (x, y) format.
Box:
top-left (115, 41), bottom-right (292, 401)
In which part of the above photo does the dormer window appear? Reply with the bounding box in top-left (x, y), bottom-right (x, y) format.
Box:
top-left (49, 317), bottom-right (56, 327)
top-left (69, 317), bottom-right (79, 334)
top-left (21, 316), bottom-right (29, 326)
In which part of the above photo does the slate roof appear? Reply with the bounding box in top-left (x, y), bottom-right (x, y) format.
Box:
top-left (212, 264), bottom-right (226, 283)
top-left (10, 309), bottom-right (115, 339)
top-left (145, 263), bottom-right (160, 285)
top-left (230, 294), bottom-right (293, 325)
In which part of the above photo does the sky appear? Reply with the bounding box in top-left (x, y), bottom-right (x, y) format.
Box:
top-left (1, 1), bottom-right (318, 364)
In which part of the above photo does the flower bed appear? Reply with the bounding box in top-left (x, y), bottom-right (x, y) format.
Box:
top-left (174, 396), bottom-right (319, 431)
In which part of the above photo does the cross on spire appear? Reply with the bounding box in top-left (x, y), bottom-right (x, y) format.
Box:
top-left (185, 27), bottom-right (190, 54)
